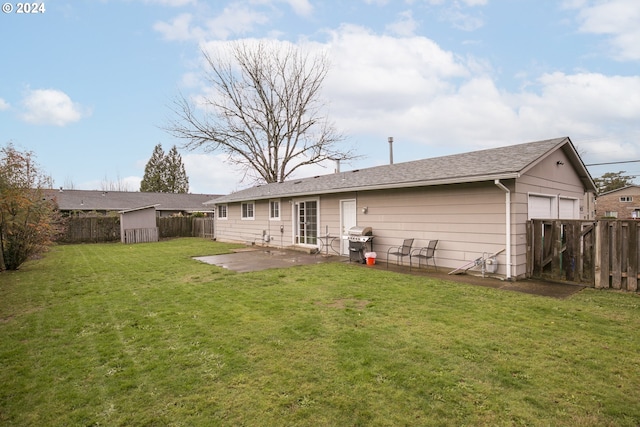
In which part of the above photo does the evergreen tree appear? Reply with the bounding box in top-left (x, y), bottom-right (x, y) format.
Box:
top-left (164, 146), bottom-right (189, 193)
top-left (140, 144), bottom-right (165, 192)
top-left (140, 144), bottom-right (189, 193)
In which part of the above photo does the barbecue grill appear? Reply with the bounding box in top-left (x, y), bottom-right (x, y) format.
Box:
top-left (347, 226), bottom-right (374, 263)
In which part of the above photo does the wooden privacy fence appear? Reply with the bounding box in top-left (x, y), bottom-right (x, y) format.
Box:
top-left (60, 217), bottom-right (215, 243)
top-left (528, 219), bottom-right (639, 291)
top-left (157, 217), bottom-right (192, 238)
top-left (123, 227), bottom-right (159, 244)
top-left (58, 217), bottom-right (120, 243)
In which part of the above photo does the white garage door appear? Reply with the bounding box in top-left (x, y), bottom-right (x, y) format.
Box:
top-left (559, 198), bottom-right (579, 219)
top-left (528, 195), bottom-right (554, 219)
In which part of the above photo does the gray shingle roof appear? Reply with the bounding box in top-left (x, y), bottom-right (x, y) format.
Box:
top-left (45, 190), bottom-right (221, 212)
top-left (597, 185), bottom-right (640, 196)
top-left (211, 137), bottom-right (595, 204)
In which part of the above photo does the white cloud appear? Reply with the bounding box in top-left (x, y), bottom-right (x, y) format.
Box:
top-left (153, 13), bottom-right (205, 41)
top-left (386, 10), bottom-right (419, 37)
top-left (440, 4), bottom-right (484, 31)
top-left (0, 98), bottom-right (9, 111)
top-left (143, 0), bottom-right (195, 5)
top-left (282, 0), bottom-right (313, 17)
top-left (571, 0), bottom-right (640, 61)
top-left (182, 153), bottom-right (252, 194)
top-left (204, 4), bottom-right (269, 39)
top-left (20, 88), bottom-right (90, 126)
top-left (154, 5), bottom-right (268, 41)
top-left (316, 25), bottom-right (640, 162)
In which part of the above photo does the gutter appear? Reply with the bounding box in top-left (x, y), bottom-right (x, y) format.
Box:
top-left (494, 180), bottom-right (512, 280)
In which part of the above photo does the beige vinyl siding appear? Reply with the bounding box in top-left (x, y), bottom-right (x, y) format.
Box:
top-left (215, 200), bottom-right (289, 245)
top-left (352, 182), bottom-right (510, 274)
top-left (319, 192), bottom-right (356, 237)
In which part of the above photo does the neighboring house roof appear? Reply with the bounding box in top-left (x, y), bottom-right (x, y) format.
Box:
top-left (597, 185), bottom-right (640, 197)
top-left (210, 137), bottom-right (596, 204)
top-left (119, 204), bottom-right (159, 214)
top-left (45, 189), bottom-right (220, 213)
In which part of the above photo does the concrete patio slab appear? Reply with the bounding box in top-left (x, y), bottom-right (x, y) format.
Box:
top-left (194, 248), bottom-right (341, 273)
top-left (194, 248), bottom-right (585, 299)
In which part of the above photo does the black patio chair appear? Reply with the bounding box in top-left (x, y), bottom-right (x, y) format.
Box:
top-left (386, 238), bottom-right (414, 268)
top-left (410, 239), bottom-right (438, 271)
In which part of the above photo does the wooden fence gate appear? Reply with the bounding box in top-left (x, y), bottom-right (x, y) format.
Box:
top-left (192, 218), bottom-right (214, 239)
top-left (528, 219), bottom-right (639, 291)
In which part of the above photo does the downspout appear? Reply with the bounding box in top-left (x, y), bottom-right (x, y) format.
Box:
top-left (494, 180), bottom-right (512, 280)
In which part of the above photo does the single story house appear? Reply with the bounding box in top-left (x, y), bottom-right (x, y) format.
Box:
top-left (595, 185), bottom-right (640, 219)
top-left (45, 189), bottom-right (220, 217)
top-left (208, 137), bottom-right (597, 280)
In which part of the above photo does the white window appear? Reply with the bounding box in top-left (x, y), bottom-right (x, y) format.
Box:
top-left (269, 200), bottom-right (280, 220)
top-left (620, 196), bottom-right (633, 202)
top-left (217, 204), bottom-right (228, 219)
top-left (604, 211), bottom-right (618, 218)
top-left (241, 202), bottom-right (255, 220)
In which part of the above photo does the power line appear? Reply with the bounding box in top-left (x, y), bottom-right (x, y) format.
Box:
top-left (585, 160), bottom-right (640, 166)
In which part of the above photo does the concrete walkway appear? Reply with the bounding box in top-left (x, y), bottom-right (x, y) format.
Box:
top-left (194, 248), bottom-right (585, 299)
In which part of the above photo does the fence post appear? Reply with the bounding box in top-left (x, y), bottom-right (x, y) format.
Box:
top-left (533, 220), bottom-right (543, 277)
top-left (595, 221), bottom-right (610, 289)
top-left (628, 221), bottom-right (638, 292)
top-left (564, 222), bottom-right (576, 282)
top-left (612, 221), bottom-right (622, 289)
top-left (551, 221), bottom-right (563, 278)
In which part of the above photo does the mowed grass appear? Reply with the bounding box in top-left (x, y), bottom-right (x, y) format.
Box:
top-left (1, 239), bottom-right (639, 426)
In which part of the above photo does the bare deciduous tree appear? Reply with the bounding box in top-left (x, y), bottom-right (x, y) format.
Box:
top-left (165, 40), bottom-right (354, 184)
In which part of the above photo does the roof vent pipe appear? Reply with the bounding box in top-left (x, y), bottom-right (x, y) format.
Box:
top-left (335, 159), bottom-right (341, 174)
top-left (388, 137), bottom-right (394, 165)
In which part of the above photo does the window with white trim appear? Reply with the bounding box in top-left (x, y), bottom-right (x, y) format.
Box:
top-left (217, 204), bottom-right (228, 219)
top-left (269, 200), bottom-right (280, 220)
top-left (241, 202), bottom-right (255, 220)
top-left (605, 211), bottom-right (618, 218)
top-left (620, 196), bottom-right (633, 202)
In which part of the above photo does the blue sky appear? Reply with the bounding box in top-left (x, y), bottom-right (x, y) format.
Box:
top-left (2, 0), bottom-right (639, 194)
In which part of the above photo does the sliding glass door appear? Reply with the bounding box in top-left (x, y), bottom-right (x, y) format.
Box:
top-left (295, 200), bottom-right (318, 245)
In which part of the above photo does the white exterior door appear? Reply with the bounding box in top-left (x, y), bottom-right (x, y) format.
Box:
top-left (340, 199), bottom-right (357, 255)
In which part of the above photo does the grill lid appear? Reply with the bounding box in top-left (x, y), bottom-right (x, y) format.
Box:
top-left (348, 226), bottom-right (372, 236)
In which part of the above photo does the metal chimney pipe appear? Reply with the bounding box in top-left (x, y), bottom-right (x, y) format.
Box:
top-left (335, 159), bottom-right (341, 173)
top-left (388, 137), bottom-right (394, 164)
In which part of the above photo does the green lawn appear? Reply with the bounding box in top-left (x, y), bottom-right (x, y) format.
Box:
top-left (1, 238), bottom-right (639, 426)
